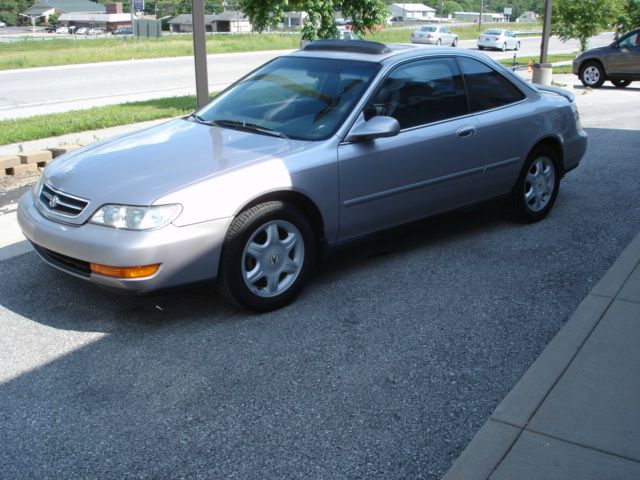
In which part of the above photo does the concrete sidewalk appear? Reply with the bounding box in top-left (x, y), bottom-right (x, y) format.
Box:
top-left (443, 231), bottom-right (640, 479)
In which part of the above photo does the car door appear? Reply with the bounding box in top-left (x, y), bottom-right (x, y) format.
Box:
top-left (608, 31), bottom-right (640, 76)
top-left (457, 56), bottom-right (532, 198)
top-left (337, 57), bottom-right (484, 241)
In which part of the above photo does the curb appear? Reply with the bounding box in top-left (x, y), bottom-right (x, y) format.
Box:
top-left (442, 230), bottom-right (640, 480)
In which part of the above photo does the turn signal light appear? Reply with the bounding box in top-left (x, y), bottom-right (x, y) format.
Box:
top-left (90, 263), bottom-right (160, 279)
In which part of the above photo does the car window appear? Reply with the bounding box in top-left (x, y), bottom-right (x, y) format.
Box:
top-left (366, 57), bottom-right (468, 129)
top-left (420, 26), bottom-right (437, 32)
top-left (618, 32), bottom-right (640, 48)
top-left (458, 57), bottom-right (525, 112)
top-left (485, 29), bottom-right (502, 35)
top-left (199, 57), bottom-right (379, 141)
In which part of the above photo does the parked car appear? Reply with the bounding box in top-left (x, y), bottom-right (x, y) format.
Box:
top-left (44, 24), bottom-right (58, 32)
top-left (87, 27), bottom-right (104, 36)
top-left (112, 27), bottom-right (133, 35)
top-left (337, 26), bottom-right (362, 40)
top-left (55, 26), bottom-right (69, 34)
top-left (572, 28), bottom-right (640, 88)
top-left (18, 40), bottom-right (587, 311)
top-left (477, 29), bottom-right (520, 51)
top-left (75, 27), bottom-right (88, 35)
top-left (412, 25), bottom-right (458, 46)
top-left (0, 21), bottom-right (7, 28)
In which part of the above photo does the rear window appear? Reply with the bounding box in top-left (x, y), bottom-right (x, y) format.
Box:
top-left (484, 30), bottom-right (502, 35)
top-left (420, 26), bottom-right (437, 32)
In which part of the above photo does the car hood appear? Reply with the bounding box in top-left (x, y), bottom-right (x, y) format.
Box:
top-left (578, 45), bottom-right (613, 58)
top-left (43, 119), bottom-right (311, 206)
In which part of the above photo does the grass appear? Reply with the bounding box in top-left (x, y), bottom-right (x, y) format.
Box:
top-left (0, 95), bottom-right (198, 145)
top-left (498, 52), bottom-right (578, 73)
top-left (0, 34), bottom-right (300, 70)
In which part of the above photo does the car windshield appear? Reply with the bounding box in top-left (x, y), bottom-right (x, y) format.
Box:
top-left (484, 30), bottom-right (503, 35)
top-left (196, 56), bottom-right (380, 141)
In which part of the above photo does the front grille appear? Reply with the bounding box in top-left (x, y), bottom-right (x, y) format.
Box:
top-left (39, 183), bottom-right (89, 217)
top-left (32, 243), bottom-right (91, 277)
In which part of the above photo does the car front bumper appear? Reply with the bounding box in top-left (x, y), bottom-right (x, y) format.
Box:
top-left (18, 191), bottom-right (233, 292)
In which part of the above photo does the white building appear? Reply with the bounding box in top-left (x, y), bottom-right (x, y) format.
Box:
top-left (389, 3), bottom-right (436, 21)
top-left (453, 11), bottom-right (506, 23)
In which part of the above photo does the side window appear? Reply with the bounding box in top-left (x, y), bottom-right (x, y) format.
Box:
top-left (367, 57), bottom-right (468, 129)
top-left (619, 33), bottom-right (639, 48)
top-left (458, 57), bottom-right (525, 112)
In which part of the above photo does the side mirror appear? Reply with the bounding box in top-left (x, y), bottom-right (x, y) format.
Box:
top-left (346, 116), bottom-right (400, 142)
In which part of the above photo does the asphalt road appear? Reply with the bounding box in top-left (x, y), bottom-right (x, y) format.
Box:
top-left (0, 32), bottom-right (615, 120)
top-left (1, 81), bottom-right (639, 479)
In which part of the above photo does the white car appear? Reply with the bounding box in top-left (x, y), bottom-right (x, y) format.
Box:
top-left (87, 28), bottom-right (104, 36)
top-left (0, 21), bottom-right (7, 28)
top-left (412, 25), bottom-right (458, 46)
top-left (55, 26), bottom-right (69, 34)
top-left (76, 27), bottom-right (88, 35)
top-left (477, 29), bottom-right (520, 51)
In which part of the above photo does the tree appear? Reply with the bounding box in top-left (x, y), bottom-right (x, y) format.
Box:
top-left (441, 1), bottom-right (462, 17)
top-left (551, 0), bottom-right (620, 51)
top-left (239, 0), bottom-right (389, 40)
top-left (615, 0), bottom-right (640, 36)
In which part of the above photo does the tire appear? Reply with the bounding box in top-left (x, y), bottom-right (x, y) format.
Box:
top-left (515, 41), bottom-right (520, 51)
top-left (501, 43), bottom-right (507, 52)
top-left (218, 201), bottom-right (317, 311)
top-left (579, 61), bottom-right (605, 88)
top-left (511, 146), bottom-right (561, 223)
top-left (611, 79), bottom-right (631, 88)
top-left (436, 38), bottom-right (441, 46)
top-left (452, 37), bottom-right (458, 47)
top-left (478, 45), bottom-right (485, 50)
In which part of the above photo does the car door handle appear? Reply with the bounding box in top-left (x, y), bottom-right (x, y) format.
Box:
top-left (456, 126), bottom-right (476, 138)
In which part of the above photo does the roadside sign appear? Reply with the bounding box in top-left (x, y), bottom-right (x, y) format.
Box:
top-left (504, 7), bottom-right (512, 15)
top-left (134, 0), bottom-right (145, 11)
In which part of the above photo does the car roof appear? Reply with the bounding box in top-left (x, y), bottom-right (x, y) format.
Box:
top-left (291, 40), bottom-right (501, 66)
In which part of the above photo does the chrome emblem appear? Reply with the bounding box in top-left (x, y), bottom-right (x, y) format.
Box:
top-left (270, 253), bottom-right (279, 265)
top-left (49, 195), bottom-right (59, 208)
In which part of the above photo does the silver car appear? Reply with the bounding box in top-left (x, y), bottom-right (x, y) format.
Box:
top-left (477, 29), bottom-right (520, 51)
top-left (18, 40), bottom-right (587, 311)
top-left (412, 25), bottom-right (458, 46)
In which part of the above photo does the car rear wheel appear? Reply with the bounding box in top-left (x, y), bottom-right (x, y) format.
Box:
top-left (218, 201), bottom-right (316, 311)
top-left (611, 79), bottom-right (631, 88)
top-left (478, 45), bottom-right (485, 50)
top-left (436, 38), bottom-right (441, 46)
top-left (515, 41), bottom-right (520, 50)
top-left (579, 61), bottom-right (605, 88)
top-left (452, 37), bottom-right (458, 47)
top-left (512, 146), bottom-right (560, 223)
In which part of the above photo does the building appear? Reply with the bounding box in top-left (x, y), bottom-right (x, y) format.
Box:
top-left (58, 12), bottom-right (132, 31)
top-left (282, 11), bottom-right (307, 29)
top-left (453, 11), bottom-right (506, 23)
top-left (22, 0), bottom-right (105, 23)
top-left (389, 3), bottom-right (436, 21)
top-left (168, 11), bottom-right (251, 34)
top-left (516, 11), bottom-right (538, 23)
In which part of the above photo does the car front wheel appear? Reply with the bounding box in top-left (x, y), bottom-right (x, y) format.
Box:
top-left (512, 147), bottom-right (560, 223)
top-left (452, 37), bottom-right (458, 47)
top-left (218, 201), bottom-right (316, 311)
top-left (501, 43), bottom-right (507, 51)
top-left (579, 61), bottom-right (605, 88)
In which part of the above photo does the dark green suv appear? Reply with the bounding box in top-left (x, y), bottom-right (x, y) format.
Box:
top-left (572, 28), bottom-right (640, 88)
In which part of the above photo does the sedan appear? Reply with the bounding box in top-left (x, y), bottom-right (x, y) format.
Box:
top-left (87, 28), bottom-right (104, 36)
top-left (412, 25), bottom-right (458, 46)
top-left (572, 28), bottom-right (640, 88)
top-left (18, 40), bottom-right (587, 311)
top-left (478, 29), bottom-right (520, 51)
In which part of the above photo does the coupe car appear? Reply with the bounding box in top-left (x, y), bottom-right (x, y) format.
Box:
top-left (18, 41), bottom-right (587, 311)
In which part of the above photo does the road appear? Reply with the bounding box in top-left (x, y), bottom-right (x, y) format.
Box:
top-left (0, 32), bottom-right (615, 120)
top-left (1, 79), bottom-right (640, 479)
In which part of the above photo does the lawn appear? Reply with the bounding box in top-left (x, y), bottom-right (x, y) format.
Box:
top-left (0, 96), bottom-right (197, 145)
top-left (0, 34), bottom-right (299, 70)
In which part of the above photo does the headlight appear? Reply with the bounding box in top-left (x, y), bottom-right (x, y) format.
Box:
top-left (33, 174), bottom-right (44, 197)
top-left (90, 204), bottom-right (182, 230)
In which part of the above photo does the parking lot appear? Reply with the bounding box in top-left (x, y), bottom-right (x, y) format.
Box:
top-left (1, 79), bottom-right (639, 479)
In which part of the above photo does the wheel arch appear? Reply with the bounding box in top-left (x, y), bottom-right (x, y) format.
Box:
top-left (528, 136), bottom-right (564, 175)
top-left (237, 190), bottom-right (326, 244)
top-left (580, 57), bottom-right (607, 76)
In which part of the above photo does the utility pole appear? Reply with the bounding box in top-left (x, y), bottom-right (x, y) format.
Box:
top-left (539, 0), bottom-right (553, 64)
top-left (479, 0), bottom-right (483, 30)
top-left (192, 0), bottom-right (210, 109)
